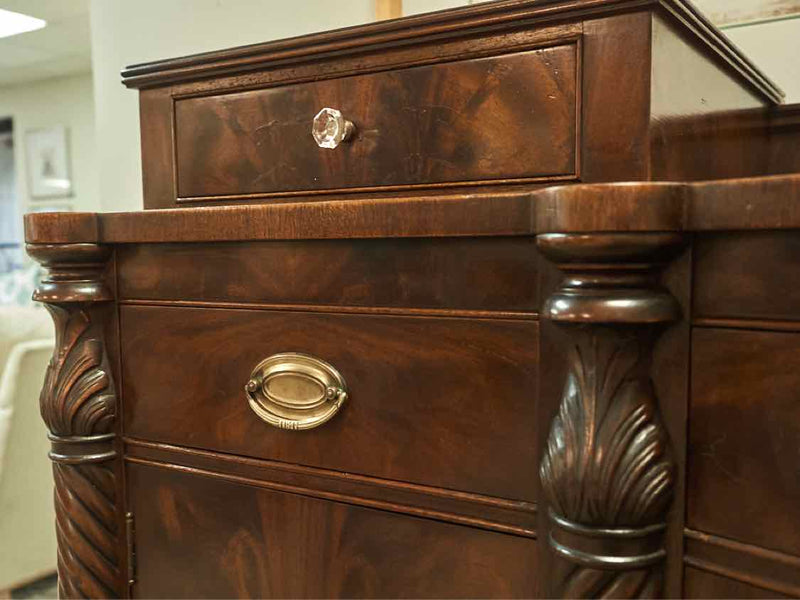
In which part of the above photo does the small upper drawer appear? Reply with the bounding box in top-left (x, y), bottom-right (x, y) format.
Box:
top-left (173, 43), bottom-right (578, 200)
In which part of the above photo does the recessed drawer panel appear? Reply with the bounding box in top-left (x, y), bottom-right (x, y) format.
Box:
top-left (689, 328), bottom-right (800, 557)
top-left (128, 462), bottom-right (537, 598)
top-left (116, 238), bottom-right (539, 311)
top-left (121, 306), bottom-right (538, 501)
top-left (174, 44), bottom-right (578, 199)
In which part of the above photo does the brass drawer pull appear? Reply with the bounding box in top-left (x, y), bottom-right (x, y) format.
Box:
top-left (245, 353), bottom-right (347, 430)
top-left (312, 107), bottom-right (355, 149)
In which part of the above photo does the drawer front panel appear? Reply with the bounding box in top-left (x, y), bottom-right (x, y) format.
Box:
top-left (116, 238), bottom-right (539, 311)
top-left (128, 462), bottom-right (537, 598)
top-left (694, 232), bottom-right (800, 321)
top-left (174, 44), bottom-right (577, 199)
top-left (689, 328), bottom-right (800, 556)
top-left (684, 568), bottom-right (794, 599)
top-left (121, 306), bottom-right (538, 501)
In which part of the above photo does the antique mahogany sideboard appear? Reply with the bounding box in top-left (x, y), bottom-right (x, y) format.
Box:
top-left (24, 1), bottom-right (800, 598)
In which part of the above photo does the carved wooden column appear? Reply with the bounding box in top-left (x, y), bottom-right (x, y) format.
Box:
top-left (27, 243), bottom-right (124, 599)
top-left (537, 233), bottom-right (684, 599)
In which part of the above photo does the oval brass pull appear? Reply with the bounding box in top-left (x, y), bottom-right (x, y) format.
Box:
top-left (245, 353), bottom-right (347, 430)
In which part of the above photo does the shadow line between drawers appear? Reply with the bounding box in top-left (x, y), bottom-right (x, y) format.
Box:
top-left (118, 299), bottom-right (539, 320)
top-left (124, 438), bottom-right (537, 538)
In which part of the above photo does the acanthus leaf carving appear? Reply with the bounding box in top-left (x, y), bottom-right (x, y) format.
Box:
top-left (41, 304), bottom-right (116, 437)
top-left (537, 233), bottom-right (683, 599)
top-left (28, 242), bottom-right (125, 599)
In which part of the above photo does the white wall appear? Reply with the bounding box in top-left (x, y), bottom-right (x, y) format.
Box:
top-left (722, 19), bottom-right (800, 103)
top-left (90, 0), bottom-right (374, 212)
top-left (0, 73), bottom-right (99, 231)
top-left (691, 0), bottom-right (800, 103)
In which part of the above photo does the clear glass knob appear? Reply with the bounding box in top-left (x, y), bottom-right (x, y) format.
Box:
top-left (312, 107), bottom-right (354, 149)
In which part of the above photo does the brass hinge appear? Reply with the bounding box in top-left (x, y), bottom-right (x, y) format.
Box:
top-left (125, 512), bottom-right (136, 589)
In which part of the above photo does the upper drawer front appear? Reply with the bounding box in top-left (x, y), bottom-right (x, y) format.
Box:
top-left (174, 43), bottom-right (578, 200)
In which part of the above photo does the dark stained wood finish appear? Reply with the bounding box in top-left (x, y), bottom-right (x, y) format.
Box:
top-left (174, 45), bottom-right (578, 200)
top-left (537, 233), bottom-right (683, 598)
top-left (26, 243), bottom-right (127, 599)
top-left (21, 172), bottom-right (800, 246)
top-left (689, 328), bottom-right (800, 557)
top-left (139, 88), bottom-right (175, 208)
top-left (684, 568), bottom-right (794, 599)
top-left (694, 232), bottom-right (800, 321)
top-left (116, 238), bottom-right (538, 311)
top-left (120, 0), bottom-right (780, 103)
top-left (124, 439), bottom-right (537, 537)
top-left (127, 462), bottom-right (538, 599)
top-left (684, 530), bottom-right (800, 598)
top-left (652, 103), bottom-right (800, 182)
top-left (22, 0), bottom-right (800, 596)
top-left (121, 0), bottom-right (781, 209)
top-left (579, 12), bottom-right (651, 182)
top-left (25, 193), bottom-right (536, 243)
top-left (121, 306), bottom-right (539, 502)
top-left (687, 173), bottom-right (800, 230)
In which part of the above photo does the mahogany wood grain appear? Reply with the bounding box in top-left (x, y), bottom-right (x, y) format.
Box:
top-left (687, 174), bottom-right (800, 230)
top-left (127, 462), bottom-right (538, 599)
top-left (123, 0), bottom-right (780, 210)
top-left (139, 88), bottom-right (175, 209)
top-left (694, 232), bottom-right (800, 321)
top-left (651, 104), bottom-right (800, 182)
top-left (684, 530), bottom-right (800, 598)
top-left (683, 568), bottom-right (794, 599)
top-left (174, 45), bottom-right (577, 199)
top-left (120, 306), bottom-right (539, 502)
top-left (124, 439), bottom-right (537, 537)
top-left (25, 193), bottom-right (536, 244)
top-left (24, 174), bottom-right (800, 245)
top-left (579, 12), bottom-right (651, 182)
top-left (116, 238), bottom-right (538, 311)
top-left (689, 328), bottom-right (800, 557)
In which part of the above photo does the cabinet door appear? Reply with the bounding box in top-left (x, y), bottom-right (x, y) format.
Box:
top-left (127, 462), bottom-right (537, 599)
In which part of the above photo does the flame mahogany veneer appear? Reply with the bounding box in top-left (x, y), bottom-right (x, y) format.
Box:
top-left (24, 1), bottom-right (800, 598)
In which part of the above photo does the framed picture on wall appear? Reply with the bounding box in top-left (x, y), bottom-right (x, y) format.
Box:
top-left (25, 125), bottom-right (73, 198)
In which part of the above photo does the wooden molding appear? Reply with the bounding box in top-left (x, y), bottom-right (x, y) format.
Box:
top-left (118, 0), bottom-right (782, 102)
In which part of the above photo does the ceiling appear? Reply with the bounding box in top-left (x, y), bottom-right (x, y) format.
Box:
top-left (0, 0), bottom-right (91, 87)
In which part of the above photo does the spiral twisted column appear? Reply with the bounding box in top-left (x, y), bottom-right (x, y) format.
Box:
top-left (27, 243), bottom-right (124, 599)
top-left (537, 233), bottom-right (684, 599)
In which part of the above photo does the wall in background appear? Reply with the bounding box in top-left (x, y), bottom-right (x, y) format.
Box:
top-left (89, 0), bottom-right (374, 213)
top-left (0, 73), bottom-right (99, 227)
top-left (720, 19), bottom-right (800, 103)
top-left (405, 0), bottom-right (799, 103)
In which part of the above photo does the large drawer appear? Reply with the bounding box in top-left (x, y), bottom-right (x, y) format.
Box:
top-left (173, 43), bottom-right (578, 200)
top-left (120, 305), bottom-right (538, 502)
top-left (127, 462), bottom-right (537, 598)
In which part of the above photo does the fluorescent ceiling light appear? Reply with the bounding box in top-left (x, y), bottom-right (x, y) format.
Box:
top-left (0, 8), bottom-right (46, 39)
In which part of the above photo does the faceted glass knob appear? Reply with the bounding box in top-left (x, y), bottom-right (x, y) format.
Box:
top-left (312, 107), bottom-right (354, 149)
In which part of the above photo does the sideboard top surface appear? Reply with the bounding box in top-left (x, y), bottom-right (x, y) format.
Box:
top-left (119, 0), bottom-right (782, 103)
top-left (23, 172), bottom-right (800, 245)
